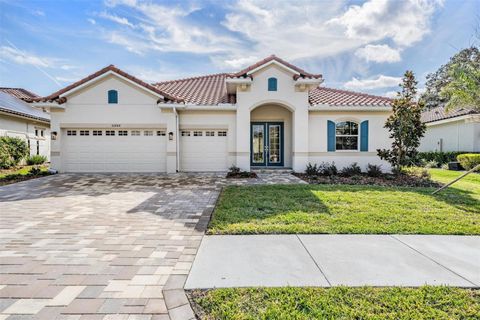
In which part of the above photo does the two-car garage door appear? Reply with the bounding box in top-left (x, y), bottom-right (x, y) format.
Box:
top-left (61, 128), bottom-right (229, 172)
top-left (62, 128), bottom-right (167, 172)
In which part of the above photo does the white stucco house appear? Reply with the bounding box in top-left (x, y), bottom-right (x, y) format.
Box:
top-left (420, 106), bottom-right (480, 152)
top-left (30, 55), bottom-right (394, 173)
top-left (0, 88), bottom-right (50, 159)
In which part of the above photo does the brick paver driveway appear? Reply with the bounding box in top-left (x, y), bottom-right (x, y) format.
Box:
top-left (0, 173), bottom-right (303, 320)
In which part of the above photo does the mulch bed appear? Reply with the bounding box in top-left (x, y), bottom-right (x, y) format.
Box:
top-left (293, 173), bottom-right (441, 188)
top-left (226, 172), bottom-right (258, 179)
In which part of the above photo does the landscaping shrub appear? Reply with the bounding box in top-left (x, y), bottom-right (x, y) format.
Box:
top-left (226, 165), bottom-right (257, 179)
top-left (457, 154), bottom-right (480, 170)
top-left (366, 164), bottom-right (383, 177)
top-left (0, 137), bottom-right (28, 169)
top-left (321, 162), bottom-right (338, 176)
top-left (305, 163), bottom-right (320, 176)
top-left (408, 167), bottom-right (431, 180)
top-left (423, 160), bottom-right (439, 169)
top-left (416, 151), bottom-right (472, 166)
top-left (26, 155), bottom-right (47, 165)
top-left (340, 162), bottom-right (362, 177)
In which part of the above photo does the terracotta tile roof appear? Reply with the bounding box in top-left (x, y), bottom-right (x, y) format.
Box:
top-left (421, 106), bottom-right (479, 123)
top-left (0, 92), bottom-right (49, 122)
top-left (153, 73), bottom-right (236, 105)
top-left (32, 65), bottom-right (182, 104)
top-left (0, 87), bottom-right (39, 100)
top-left (309, 87), bottom-right (392, 106)
top-left (230, 55), bottom-right (322, 79)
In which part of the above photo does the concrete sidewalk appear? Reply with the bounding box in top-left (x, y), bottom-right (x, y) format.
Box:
top-left (185, 235), bottom-right (480, 289)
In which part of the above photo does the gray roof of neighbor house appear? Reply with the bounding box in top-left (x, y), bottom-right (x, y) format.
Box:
top-left (421, 106), bottom-right (479, 123)
top-left (0, 91), bottom-right (50, 122)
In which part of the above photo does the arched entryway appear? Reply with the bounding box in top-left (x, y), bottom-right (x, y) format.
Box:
top-left (250, 104), bottom-right (293, 168)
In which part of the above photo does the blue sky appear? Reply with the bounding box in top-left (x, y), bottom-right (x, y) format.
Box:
top-left (0, 0), bottom-right (478, 97)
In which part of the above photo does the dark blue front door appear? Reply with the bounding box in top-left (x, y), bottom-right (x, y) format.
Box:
top-left (250, 122), bottom-right (284, 167)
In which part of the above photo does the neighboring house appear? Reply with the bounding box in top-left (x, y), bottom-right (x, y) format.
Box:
top-left (31, 55), bottom-right (393, 173)
top-left (0, 88), bottom-right (51, 160)
top-left (420, 106), bottom-right (480, 152)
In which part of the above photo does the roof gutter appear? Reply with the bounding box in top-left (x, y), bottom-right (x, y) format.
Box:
top-left (309, 105), bottom-right (392, 112)
top-left (158, 103), bottom-right (236, 111)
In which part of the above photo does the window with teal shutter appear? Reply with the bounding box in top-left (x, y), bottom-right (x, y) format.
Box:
top-left (360, 120), bottom-right (369, 151)
top-left (108, 90), bottom-right (118, 104)
top-left (327, 120), bottom-right (335, 152)
top-left (268, 78), bottom-right (277, 91)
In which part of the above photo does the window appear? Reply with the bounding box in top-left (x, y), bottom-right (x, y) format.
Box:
top-left (335, 121), bottom-right (358, 150)
top-left (268, 77), bottom-right (277, 91)
top-left (41, 130), bottom-right (44, 137)
top-left (118, 130), bottom-right (128, 136)
top-left (144, 130), bottom-right (153, 136)
top-left (93, 130), bottom-right (103, 136)
top-left (80, 130), bottom-right (90, 136)
top-left (156, 131), bottom-right (166, 136)
top-left (35, 129), bottom-right (38, 137)
top-left (131, 130), bottom-right (140, 136)
top-left (217, 131), bottom-right (227, 136)
top-left (108, 90), bottom-right (118, 104)
top-left (193, 131), bottom-right (203, 136)
top-left (67, 130), bottom-right (76, 136)
top-left (181, 131), bottom-right (191, 136)
top-left (106, 130), bottom-right (115, 136)
top-left (205, 131), bottom-right (215, 137)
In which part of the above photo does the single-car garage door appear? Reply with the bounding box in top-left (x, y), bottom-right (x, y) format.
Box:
top-left (62, 129), bottom-right (167, 172)
top-left (180, 129), bottom-right (228, 171)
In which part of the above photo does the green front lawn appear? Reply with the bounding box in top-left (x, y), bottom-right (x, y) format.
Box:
top-left (190, 286), bottom-right (480, 320)
top-left (208, 169), bottom-right (479, 235)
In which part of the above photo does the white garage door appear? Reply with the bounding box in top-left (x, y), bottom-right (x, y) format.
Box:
top-left (62, 129), bottom-right (167, 172)
top-left (180, 130), bottom-right (228, 171)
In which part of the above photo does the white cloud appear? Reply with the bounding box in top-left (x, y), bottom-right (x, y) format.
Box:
top-left (87, 18), bottom-right (96, 25)
top-left (328, 0), bottom-right (442, 47)
top-left (0, 46), bottom-right (51, 68)
top-left (355, 44), bottom-right (401, 63)
top-left (344, 75), bottom-right (401, 90)
top-left (384, 90), bottom-right (398, 98)
top-left (99, 12), bottom-right (135, 28)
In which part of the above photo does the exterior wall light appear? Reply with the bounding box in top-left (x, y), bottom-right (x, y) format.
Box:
top-left (168, 132), bottom-right (174, 140)
top-left (51, 131), bottom-right (58, 140)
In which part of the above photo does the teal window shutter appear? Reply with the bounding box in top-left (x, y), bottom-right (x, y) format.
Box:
top-left (108, 90), bottom-right (118, 104)
top-left (268, 78), bottom-right (277, 91)
top-left (327, 120), bottom-right (335, 152)
top-left (360, 120), bottom-right (369, 151)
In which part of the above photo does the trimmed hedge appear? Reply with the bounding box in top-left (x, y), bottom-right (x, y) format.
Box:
top-left (457, 154), bottom-right (480, 170)
top-left (416, 151), bottom-right (472, 166)
top-left (0, 137), bottom-right (29, 169)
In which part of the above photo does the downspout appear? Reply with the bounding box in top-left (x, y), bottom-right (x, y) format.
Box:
top-left (173, 107), bottom-right (180, 172)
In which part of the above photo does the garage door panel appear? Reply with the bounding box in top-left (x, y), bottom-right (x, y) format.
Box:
top-left (62, 129), bottom-right (166, 172)
top-left (180, 132), bottom-right (228, 172)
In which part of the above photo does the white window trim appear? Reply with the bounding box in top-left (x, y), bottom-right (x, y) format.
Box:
top-left (335, 121), bottom-right (359, 152)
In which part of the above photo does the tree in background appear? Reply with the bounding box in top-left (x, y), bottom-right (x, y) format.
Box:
top-left (378, 71), bottom-right (426, 172)
top-left (440, 59), bottom-right (480, 112)
top-left (421, 47), bottom-right (479, 109)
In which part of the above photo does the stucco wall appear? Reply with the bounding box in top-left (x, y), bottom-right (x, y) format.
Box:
top-left (420, 119), bottom-right (479, 152)
top-left (308, 111), bottom-right (392, 171)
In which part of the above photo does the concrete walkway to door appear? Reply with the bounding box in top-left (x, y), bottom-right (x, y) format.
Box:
top-left (185, 235), bottom-right (480, 289)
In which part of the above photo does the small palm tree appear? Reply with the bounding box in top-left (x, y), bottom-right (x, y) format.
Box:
top-left (441, 63), bottom-right (480, 112)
